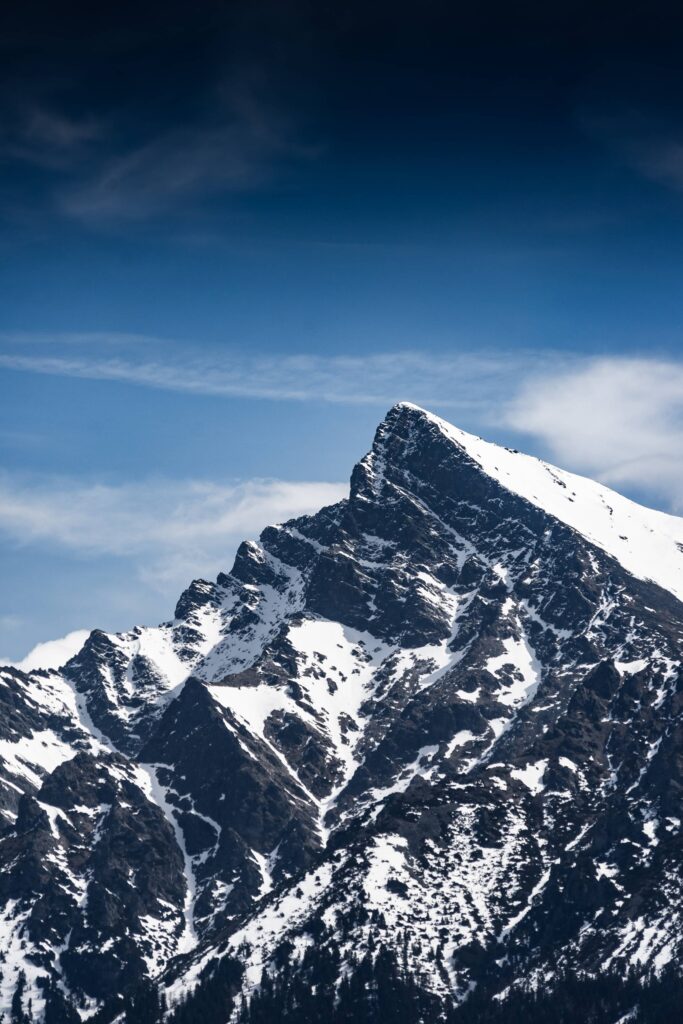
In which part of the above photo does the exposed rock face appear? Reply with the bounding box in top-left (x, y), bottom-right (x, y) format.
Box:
top-left (0, 402), bottom-right (682, 1021)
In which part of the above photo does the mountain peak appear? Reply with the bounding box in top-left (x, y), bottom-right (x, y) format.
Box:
top-left (369, 402), bottom-right (683, 603)
top-left (377, 399), bottom-right (463, 443)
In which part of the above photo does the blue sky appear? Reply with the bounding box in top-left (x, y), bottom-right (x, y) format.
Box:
top-left (4, 2), bottom-right (683, 659)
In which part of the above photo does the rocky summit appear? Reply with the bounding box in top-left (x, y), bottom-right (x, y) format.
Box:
top-left (1, 402), bottom-right (682, 1023)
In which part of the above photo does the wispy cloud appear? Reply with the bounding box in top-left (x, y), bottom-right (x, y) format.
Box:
top-left (0, 330), bottom-right (160, 348)
top-left (3, 106), bottom-right (105, 171)
top-left (0, 339), bottom-right (568, 415)
top-left (580, 105), bottom-right (683, 193)
top-left (1, 67), bottom-right (314, 222)
top-left (59, 115), bottom-right (297, 221)
top-left (0, 474), bottom-right (347, 595)
top-left (0, 614), bottom-right (22, 632)
top-left (632, 140), bottom-right (683, 192)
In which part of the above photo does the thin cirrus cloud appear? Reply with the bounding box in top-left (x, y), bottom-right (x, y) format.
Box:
top-left (0, 341), bottom-right (563, 414)
top-left (4, 107), bottom-right (105, 171)
top-left (579, 103), bottom-right (683, 194)
top-left (6, 77), bottom-right (310, 222)
top-left (0, 473), bottom-right (347, 595)
top-left (632, 139), bottom-right (683, 192)
top-left (1, 62), bottom-right (311, 222)
top-left (59, 119), bottom-right (294, 221)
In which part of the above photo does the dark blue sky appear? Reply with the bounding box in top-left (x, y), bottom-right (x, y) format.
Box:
top-left (4, 0), bottom-right (683, 356)
top-left (4, 1), bottom-right (683, 658)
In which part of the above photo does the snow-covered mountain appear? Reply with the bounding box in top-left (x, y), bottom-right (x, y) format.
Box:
top-left (1, 402), bottom-right (682, 1023)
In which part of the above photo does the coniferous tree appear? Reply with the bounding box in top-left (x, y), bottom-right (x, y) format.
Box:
top-left (41, 978), bottom-right (80, 1024)
top-left (10, 972), bottom-right (30, 1024)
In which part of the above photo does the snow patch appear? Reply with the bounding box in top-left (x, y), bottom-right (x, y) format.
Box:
top-left (510, 759), bottom-right (548, 795)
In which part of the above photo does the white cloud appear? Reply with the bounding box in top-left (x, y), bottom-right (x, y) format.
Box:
top-left (0, 474), bottom-right (347, 594)
top-left (505, 356), bottom-right (683, 508)
top-left (6, 630), bottom-right (91, 672)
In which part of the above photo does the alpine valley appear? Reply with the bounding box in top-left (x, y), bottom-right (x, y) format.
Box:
top-left (1, 402), bottom-right (682, 1024)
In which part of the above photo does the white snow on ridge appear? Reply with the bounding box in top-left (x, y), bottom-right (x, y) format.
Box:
top-left (399, 403), bottom-right (683, 603)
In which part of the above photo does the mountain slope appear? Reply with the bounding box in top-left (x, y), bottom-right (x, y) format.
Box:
top-left (0, 402), bottom-right (681, 1023)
